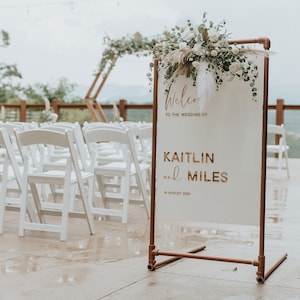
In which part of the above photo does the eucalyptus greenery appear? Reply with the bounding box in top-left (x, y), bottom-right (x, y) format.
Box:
top-left (152, 13), bottom-right (261, 99)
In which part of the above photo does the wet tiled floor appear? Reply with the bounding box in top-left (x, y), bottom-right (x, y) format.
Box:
top-left (0, 159), bottom-right (299, 299)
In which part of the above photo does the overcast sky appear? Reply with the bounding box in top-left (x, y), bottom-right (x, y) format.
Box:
top-left (1, 0), bottom-right (300, 104)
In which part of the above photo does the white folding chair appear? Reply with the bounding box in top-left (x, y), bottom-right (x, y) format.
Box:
top-left (15, 128), bottom-right (96, 241)
top-left (267, 124), bottom-right (290, 178)
top-left (84, 126), bottom-right (150, 223)
top-left (0, 127), bottom-right (35, 233)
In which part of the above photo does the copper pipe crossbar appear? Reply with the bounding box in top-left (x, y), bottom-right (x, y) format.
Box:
top-left (149, 246), bottom-right (206, 270)
top-left (152, 250), bottom-right (259, 267)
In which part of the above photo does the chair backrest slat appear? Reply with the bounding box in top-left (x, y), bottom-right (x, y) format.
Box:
top-left (16, 129), bottom-right (69, 148)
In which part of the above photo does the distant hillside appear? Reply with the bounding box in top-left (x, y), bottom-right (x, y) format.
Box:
top-left (75, 83), bottom-right (153, 104)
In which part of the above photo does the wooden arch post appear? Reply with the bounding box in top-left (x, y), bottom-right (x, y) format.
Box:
top-left (84, 58), bottom-right (117, 122)
top-left (148, 38), bottom-right (287, 283)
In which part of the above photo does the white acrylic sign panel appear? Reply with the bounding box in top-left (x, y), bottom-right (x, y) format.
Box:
top-left (155, 55), bottom-right (264, 226)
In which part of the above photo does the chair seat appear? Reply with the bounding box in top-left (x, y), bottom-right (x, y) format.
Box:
top-left (28, 170), bottom-right (77, 184)
top-left (267, 144), bottom-right (289, 152)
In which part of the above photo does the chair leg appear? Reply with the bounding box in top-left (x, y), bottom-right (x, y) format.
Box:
top-left (76, 172), bottom-right (96, 235)
top-left (30, 182), bottom-right (46, 223)
top-left (80, 194), bottom-right (96, 235)
top-left (96, 174), bottom-right (110, 209)
top-left (284, 151), bottom-right (290, 179)
top-left (278, 150), bottom-right (283, 178)
top-left (60, 180), bottom-right (72, 241)
top-left (0, 181), bottom-right (7, 234)
top-left (87, 177), bottom-right (94, 208)
top-left (0, 158), bottom-right (9, 233)
top-left (134, 171), bottom-right (150, 218)
top-left (18, 176), bottom-right (28, 237)
top-left (121, 174), bottom-right (130, 224)
top-left (26, 200), bottom-right (37, 223)
top-left (68, 184), bottom-right (76, 212)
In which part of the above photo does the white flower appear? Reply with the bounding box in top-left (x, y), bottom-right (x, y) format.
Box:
top-left (179, 42), bottom-right (189, 50)
top-left (232, 46), bottom-right (239, 55)
top-left (210, 49), bottom-right (218, 57)
top-left (182, 29), bottom-right (195, 42)
top-left (207, 28), bottom-right (219, 42)
top-left (229, 62), bottom-right (241, 73)
top-left (192, 43), bottom-right (204, 55)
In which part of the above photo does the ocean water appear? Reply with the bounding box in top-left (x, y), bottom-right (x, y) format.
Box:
top-left (268, 110), bottom-right (300, 158)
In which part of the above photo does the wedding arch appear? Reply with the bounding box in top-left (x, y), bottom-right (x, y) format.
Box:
top-left (84, 32), bottom-right (158, 122)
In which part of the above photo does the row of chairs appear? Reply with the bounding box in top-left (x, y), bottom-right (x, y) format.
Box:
top-left (0, 121), bottom-right (152, 241)
top-left (0, 120), bottom-right (289, 241)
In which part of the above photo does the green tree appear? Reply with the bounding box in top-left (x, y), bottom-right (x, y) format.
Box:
top-left (0, 30), bottom-right (22, 103)
top-left (22, 78), bottom-right (81, 104)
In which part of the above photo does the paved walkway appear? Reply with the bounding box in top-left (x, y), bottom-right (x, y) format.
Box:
top-left (0, 159), bottom-right (299, 299)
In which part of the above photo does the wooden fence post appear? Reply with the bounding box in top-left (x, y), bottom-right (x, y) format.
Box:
top-left (275, 98), bottom-right (284, 126)
top-left (275, 98), bottom-right (285, 151)
top-left (119, 99), bottom-right (127, 121)
top-left (20, 99), bottom-right (27, 122)
top-left (52, 98), bottom-right (61, 121)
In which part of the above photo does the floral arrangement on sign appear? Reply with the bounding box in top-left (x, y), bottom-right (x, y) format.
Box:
top-left (152, 13), bottom-right (267, 110)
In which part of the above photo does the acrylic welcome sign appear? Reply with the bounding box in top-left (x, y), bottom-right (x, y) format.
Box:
top-left (155, 55), bottom-right (264, 226)
top-left (149, 38), bottom-right (287, 284)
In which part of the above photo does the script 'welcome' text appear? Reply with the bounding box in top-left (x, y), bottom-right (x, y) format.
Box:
top-left (165, 83), bottom-right (199, 111)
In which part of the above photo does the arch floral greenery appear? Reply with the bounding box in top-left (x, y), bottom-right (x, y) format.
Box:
top-left (98, 32), bottom-right (159, 74)
top-left (97, 13), bottom-right (268, 99)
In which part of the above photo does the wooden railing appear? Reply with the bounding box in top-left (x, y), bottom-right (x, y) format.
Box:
top-left (1, 98), bottom-right (299, 125)
top-left (267, 98), bottom-right (300, 125)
